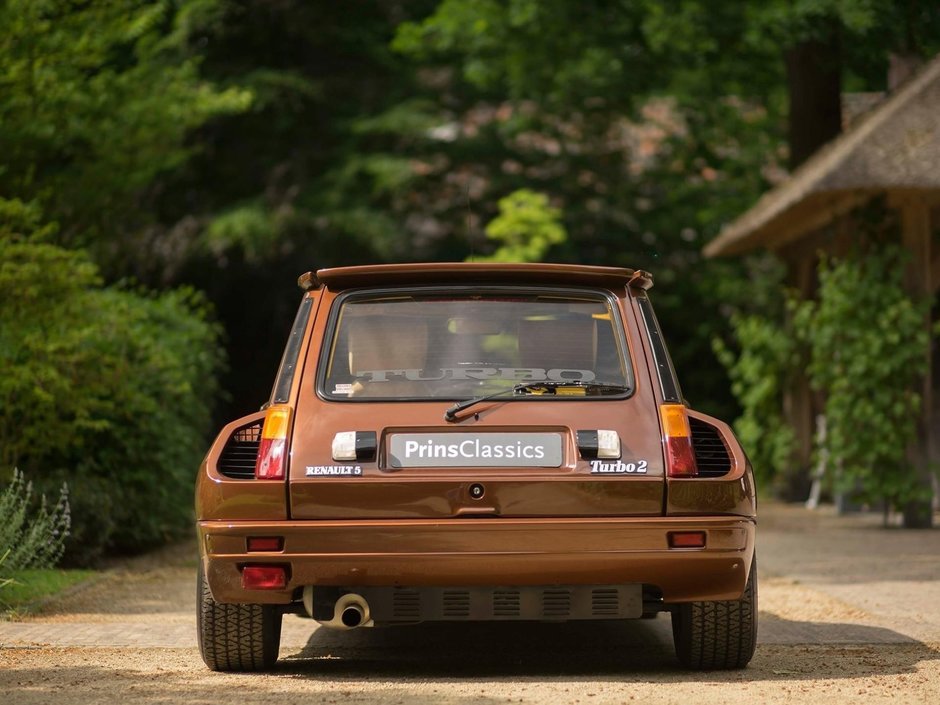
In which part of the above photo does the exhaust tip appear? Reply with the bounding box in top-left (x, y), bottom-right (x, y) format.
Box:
top-left (341, 605), bottom-right (364, 628)
top-left (313, 591), bottom-right (372, 629)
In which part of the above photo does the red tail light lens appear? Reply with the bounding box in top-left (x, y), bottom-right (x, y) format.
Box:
top-left (255, 405), bottom-right (292, 480)
top-left (660, 404), bottom-right (698, 477)
top-left (241, 565), bottom-right (288, 590)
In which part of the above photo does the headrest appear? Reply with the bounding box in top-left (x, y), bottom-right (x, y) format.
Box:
top-left (347, 315), bottom-right (428, 375)
top-left (518, 317), bottom-right (597, 372)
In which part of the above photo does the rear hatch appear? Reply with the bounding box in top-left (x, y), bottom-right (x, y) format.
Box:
top-left (288, 287), bottom-right (664, 519)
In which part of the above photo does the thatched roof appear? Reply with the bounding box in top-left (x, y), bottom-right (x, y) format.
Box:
top-left (705, 53), bottom-right (940, 257)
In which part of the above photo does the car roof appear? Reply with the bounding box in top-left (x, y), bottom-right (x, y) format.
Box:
top-left (315, 263), bottom-right (652, 290)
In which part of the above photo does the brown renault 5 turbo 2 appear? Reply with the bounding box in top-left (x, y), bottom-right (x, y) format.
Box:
top-left (196, 263), bottom-right (756, 672)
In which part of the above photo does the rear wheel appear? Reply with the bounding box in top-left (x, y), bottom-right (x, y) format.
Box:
top-left (671, 557), bottom-right (757, 670)
top-left (197, 563), bottom-right (282, 671)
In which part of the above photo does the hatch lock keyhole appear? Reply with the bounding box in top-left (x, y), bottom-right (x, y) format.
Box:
top-left (468, 483), bottom-right (485, 500)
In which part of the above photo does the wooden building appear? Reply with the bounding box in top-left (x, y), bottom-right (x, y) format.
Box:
top-left (704, 54), bottom-right (940, 525)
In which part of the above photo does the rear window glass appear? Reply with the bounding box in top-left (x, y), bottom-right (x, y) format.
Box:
top-left (321, 291), bottom-right (632, 400)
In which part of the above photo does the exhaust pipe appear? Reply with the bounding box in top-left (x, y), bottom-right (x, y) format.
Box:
top-left (305, 588), bottom-right (373, 630)
top-left (341, 604), bottom-right (364, 628)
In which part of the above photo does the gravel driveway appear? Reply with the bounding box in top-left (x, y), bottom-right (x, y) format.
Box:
top-left (2, 503), bottom-right (938, 704)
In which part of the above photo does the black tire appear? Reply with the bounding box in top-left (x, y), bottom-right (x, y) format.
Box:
top-left (196, 563), bottom-right (282, 671)
top-left (671, 557), bottom-right (758, 670)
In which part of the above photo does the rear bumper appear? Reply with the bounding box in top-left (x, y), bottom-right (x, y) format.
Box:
top-left (199, 515), bottom-right (755, 606)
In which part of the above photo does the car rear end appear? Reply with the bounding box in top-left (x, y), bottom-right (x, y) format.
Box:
top-left (196, 263), bottom-right (756, 671)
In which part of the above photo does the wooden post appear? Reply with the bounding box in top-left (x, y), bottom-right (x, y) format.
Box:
top-left (782, 250), bottom-right (817, 500)
top-left (899, 195), bottom-right (934, 528)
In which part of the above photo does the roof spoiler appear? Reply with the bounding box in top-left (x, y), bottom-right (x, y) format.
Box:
top-left (297, 271), bottom-right (321, 291)
top-left (628, 270), bottom-right (654, 290)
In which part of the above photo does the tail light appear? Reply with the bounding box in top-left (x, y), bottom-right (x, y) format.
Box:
top-left (255, 404), bottom-right (292, 480)
top-left (660, 404), bottom-right (698, 477)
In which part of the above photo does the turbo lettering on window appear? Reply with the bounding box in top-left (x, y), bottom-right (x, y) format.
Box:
top-left (354, 368), bottom-right (597, 383)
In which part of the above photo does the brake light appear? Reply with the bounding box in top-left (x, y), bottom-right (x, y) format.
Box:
top-left (255, 404), bottom-right (292, 480)
top-left (660, 404), bottom-right (698, 477)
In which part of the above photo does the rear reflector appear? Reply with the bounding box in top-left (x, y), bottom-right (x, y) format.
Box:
top-left (242, 565), bottom-right (288, 590)
top-left (668, 531), bottom-right (707, 548)
top-left (255, 405), bottom-right (292, 480)
top-left (247, 536), bottom-right (283, 552)
top-left (660, 404), bottom-right (698, 477)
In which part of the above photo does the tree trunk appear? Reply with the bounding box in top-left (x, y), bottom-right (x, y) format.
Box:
top-left (899, 197), bottom-right (935, 529)
top-left (785, 24), bottom-right (843, 170)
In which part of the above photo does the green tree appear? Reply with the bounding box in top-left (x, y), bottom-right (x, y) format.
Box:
top-left (0, 0), bottom-right (250, 264)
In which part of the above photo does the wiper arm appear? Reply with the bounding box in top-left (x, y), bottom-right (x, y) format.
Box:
top-left (443, 381), bottom-right (630, 422)
top-left (444, 382), bottom-right (554, 422)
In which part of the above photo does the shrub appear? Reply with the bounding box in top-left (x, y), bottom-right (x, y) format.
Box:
top-left (1, 203), bottom-right (224, 564)
top-left (713, 313), bottom-right (797, 489)
top-left (0, 469), bottom-right (70, 579)
top-left (791, 247), bottom-right (932, 512)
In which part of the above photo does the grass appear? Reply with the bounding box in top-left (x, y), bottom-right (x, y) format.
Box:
top-left (0, 568), bottom-right (96, 616)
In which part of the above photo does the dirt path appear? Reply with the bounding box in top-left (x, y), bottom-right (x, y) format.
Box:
top-left (2, 503), bottom-right (938, 704)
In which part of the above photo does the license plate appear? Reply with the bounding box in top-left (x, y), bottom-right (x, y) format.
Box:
top-left (388, 433), bottom-right (563, 468)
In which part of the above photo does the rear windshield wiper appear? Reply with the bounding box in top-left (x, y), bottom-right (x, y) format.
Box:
top-left (443, 381), bottom-right (630, 422)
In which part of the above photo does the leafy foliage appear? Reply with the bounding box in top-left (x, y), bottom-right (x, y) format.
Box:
top-left (0, 204), bottom-right (224, 563)
top-left (791, 247), bottom-right (932, 508)
top-left (473, 189), bottom-right (566, 262)
top-left (714, 314), bottom-right (798, 489)
top-left (393, 0), bottom-right (661, 109)
top-left (395, 0), bottom-right (940, 109)
top-left (0, 0), bottom-right (251, 259)
top-left (0, 469), bottom-right (70, 572)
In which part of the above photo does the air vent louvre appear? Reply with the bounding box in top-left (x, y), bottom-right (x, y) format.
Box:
top-left (689, 417), bottom-right (732, 477)
top-left (442, 590), bottom-right (470, 617)
top-left (218, 420), bottom-right (263, 479)
top-left (392, 589), bottom-right (421, 619)
top-left (493, 590), bottom-right (521, 617)
top-left (542, 589), bottom-right (571, 617)
top-left (591, 588), bottom-right (620, 616)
